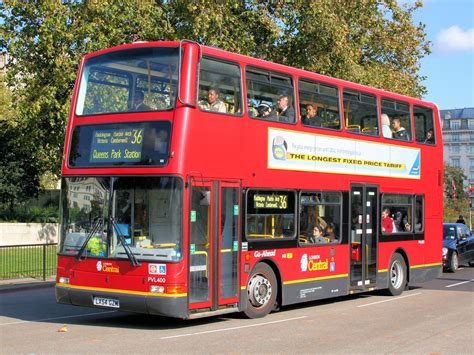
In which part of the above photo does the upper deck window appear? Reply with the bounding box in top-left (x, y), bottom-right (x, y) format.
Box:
top-left (381, 98), bottom-right (412, 141)
top-left (246, 67), bottom-right (295, 123)
top-left (75, 47), bottom-right (179, 116)
top-left (414, 106), bottom-right (436, 145)
top-left (198, 57), bottom-right (242, 115)
top-left (343, 89), bottom-right (379, 136)
top-left (298, 79), bottom-right (341, 130)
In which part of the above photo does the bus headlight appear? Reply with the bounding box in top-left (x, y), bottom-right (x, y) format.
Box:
top-left (59, 277), bottom-right (70, 284)
top-left (150, 285), bottom-right (165, 294)
top-left (442, 247), bottom-right (448, 259)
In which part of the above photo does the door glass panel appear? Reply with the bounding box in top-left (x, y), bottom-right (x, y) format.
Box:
top-left (366, 187), bottom-right (377, 282)
top-left (220, 187), bottom-right (239, 300)
top-left (189, 186), bottom-right (211, 303)
top-left (350, 187), bottom-right (363, 286)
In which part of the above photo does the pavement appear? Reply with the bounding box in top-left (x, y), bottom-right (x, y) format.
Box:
top-left (0, 277), bottom-right (56, 293)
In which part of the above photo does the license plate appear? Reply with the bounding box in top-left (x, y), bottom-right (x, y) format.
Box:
top-left (93, 296), bottom-right (119, 308)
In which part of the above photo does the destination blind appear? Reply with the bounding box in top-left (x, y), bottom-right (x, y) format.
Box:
top-left (89, 128), bottom-right (144, 163)
top-left (247, 190), bottom-right (295, 215)
top-left (68, 121), bottom-right (171, 167)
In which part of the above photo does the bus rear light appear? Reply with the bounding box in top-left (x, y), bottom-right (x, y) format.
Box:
top-left (59, 277), bottom-right (70, 284)
top-left (166, 285), bottom-right (186, 294)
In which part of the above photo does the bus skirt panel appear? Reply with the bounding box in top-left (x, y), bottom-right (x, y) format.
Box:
top-left (281, 275), bottom-right (349, 305)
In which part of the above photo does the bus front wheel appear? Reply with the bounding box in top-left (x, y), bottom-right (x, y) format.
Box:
top-left (244, 263), bottom-right (278, 318)
top-left (386, 253), bottom-right (407, 296)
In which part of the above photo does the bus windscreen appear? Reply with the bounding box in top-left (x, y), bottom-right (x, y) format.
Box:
top-left (75, 46), bottom-right (179, 115)
top-left (68, 121), bottom-right (171, 167)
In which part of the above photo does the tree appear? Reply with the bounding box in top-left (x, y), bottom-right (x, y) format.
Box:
top-left (444, 164), bottom-right (469, 223)
top-left (0, 73), bottom-right (40, 207)
top-left (0, 0), bottom-right (431, 201)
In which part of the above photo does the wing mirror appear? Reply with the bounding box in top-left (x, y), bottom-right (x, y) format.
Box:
top-left (178, 40), bottom-right (201, 107)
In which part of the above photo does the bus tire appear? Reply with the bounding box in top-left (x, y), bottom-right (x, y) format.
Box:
top-left (244, 263), bottom-right (278, 319)
top-left (386, 253), bottom-right (407, 296)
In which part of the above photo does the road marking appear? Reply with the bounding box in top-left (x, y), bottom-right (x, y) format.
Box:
top-left (445, 279), bottom-right (474, 288)
top-left (357, 292), bottom-right (422, 308)
top-left (160, 316), bottom-right (307, 339)
top-left (0, 310), bottom-right (117, 326)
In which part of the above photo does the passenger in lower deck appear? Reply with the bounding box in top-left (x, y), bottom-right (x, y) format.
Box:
top-left (310, 224), bottom-right (327, 244)
top-left (324, 222), bottom-right (338, 243)
top-left (382, 208), bottom-right (394, 234)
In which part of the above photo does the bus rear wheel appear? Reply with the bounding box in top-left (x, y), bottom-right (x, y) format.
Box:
top-left (244, 263), bottom-right (278, 318)
top-left (386, 253), bottom-right (407, 296)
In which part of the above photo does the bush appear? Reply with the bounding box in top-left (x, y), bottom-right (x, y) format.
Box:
top-left (0, 206), bottom-right (59, 223)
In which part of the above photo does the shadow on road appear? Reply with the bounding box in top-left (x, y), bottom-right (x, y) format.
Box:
top-left (2, 269), bottom-right (472, 329)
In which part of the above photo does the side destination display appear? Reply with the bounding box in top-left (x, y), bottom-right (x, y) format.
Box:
top-left (69, 121), bottom-right (171, 167)
top-left (268, 127), bottom-right (421, 179)
top-left (253, 194), bottom-right (288, 209)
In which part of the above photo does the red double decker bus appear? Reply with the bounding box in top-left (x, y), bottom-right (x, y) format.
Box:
top-left (56, 40), bottom-right (443, 319)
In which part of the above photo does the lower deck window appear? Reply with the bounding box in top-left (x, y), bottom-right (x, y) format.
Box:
top-left (246, 190), bottom-right (295, 240)
top-left (299, 191), bottom-right (342, 245)
top-left (382, 194), bottom-right (423, 234)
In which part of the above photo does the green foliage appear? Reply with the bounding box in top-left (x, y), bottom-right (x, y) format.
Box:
top-left (444, 164), bottom-right (470, 223)
top-left (0, 206), bottom-right (59, 223)
top-left (1, 1), bottom-right (431, 204)
top-left (0, 73), bottom-right (41, 206)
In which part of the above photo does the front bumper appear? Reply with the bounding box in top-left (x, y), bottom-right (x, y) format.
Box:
top-left (56, 284), bottom-right (188, 319)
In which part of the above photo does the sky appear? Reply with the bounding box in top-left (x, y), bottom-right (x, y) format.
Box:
top-left (408, 0), bottom-right (474, 110)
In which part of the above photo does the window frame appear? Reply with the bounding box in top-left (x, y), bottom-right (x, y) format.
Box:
top-left (381, 193), bottom-right (417, 235)
top-left (298, 78), bottom-right (342, 132)
top-left (381, 97), bottom-right (413, 142)
top-left (197, 55), bottom-right (244, 117)
top-left (298, 190), bottom-right (343, 246)
top-left (414, 105), bottom-right (437, 146)
top-left (244, 188), bottom-right (297, 241)
top-left (75, 46), bottom-right (179, 117)
top-left (245, 65), bottom-right (297, 125)
top-left (342, 88), bottom-right (380, 137)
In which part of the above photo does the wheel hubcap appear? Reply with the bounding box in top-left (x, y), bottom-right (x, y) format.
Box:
top-left (390, 260), bottom-right (403, 289)
top-left (453, 254), bottom-right (458, 270)
top-left (248, 274), bottom-right (272, 307)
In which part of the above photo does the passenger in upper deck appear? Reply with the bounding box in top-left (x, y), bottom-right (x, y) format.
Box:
top-left (381, 113), bottom-right (392, 138)
top-left (256, 103), bottom-right (272, 118)
top-left (199, 88), bottom-right (227, 113)
top-left (302, 104), bottom-right (322, 127)
top-left (391, 117), bottom-right (409, 141)
top-left (423, 129), bottom-right (435, 144)
top-left (276, 95), bottom-right (295, 123)
top-left (133, 91), bottom-right (151, 112)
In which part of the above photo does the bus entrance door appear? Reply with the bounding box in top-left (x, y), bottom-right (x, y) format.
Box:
top-left (349, 184), bottom-right (378, 291)
top-left (188, 179), bottom-right (240, 313)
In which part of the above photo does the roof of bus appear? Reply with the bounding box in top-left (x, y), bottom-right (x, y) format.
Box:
top-left (83, 40), bottom-right (438, 109)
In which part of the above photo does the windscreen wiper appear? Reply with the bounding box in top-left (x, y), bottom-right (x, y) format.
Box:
top-left (75, 218), bottom-right (103, 262)
top-left (111, 219), bottom-right (140, 267)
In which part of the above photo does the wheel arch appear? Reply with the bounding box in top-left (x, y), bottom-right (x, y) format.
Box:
top-left (252, 259), bottom-right (283, 307)
top-left (392, 248), bottom-right (410, 284)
